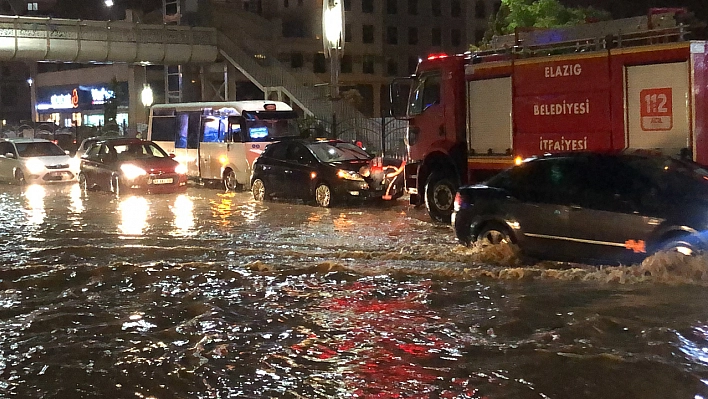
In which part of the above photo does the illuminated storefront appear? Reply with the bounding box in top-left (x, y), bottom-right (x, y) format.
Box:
top-left (35, 83), bottom-right (129, 130)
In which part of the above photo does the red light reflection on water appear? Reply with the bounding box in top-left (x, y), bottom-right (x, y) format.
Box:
top-left (290, 280), bottom-right (482, 398)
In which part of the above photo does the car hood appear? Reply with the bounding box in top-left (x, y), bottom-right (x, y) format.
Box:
top-left (22, 155), bottom-right (72, 166)
top-left (128, 157), bottom-right (179, 173)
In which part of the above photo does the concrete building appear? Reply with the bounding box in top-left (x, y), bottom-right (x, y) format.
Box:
top-left (207, 0), bottom-right (499, 117)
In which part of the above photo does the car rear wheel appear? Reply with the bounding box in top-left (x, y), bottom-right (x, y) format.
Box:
top-left (476, 222), bottom-right (513, 246)
top-left (223, 169), bottom-right (240, 192)
top-left (425, 173), bottom-right (457, 224)
top-left (659, 234), bottom-right (701, 256)
top-left (315, 183), bottom-right (332, 207)
top-left (252, 179), bottom-right (268, 201)
top-left (14, 169), bottom-right (25, 185)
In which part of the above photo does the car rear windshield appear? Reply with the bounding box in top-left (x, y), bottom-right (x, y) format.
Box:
top-left (307, 142), bottom-right (370, 162)
top-left (16, 142), bottom-right (66, 157)
top-left (113, 142), bottom-right (169, 161)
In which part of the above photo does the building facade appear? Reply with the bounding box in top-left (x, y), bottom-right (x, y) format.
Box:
top-left (211, 0), bottom-right (499, 117)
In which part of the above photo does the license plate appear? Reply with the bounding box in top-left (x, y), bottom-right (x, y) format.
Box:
top-left (151, 178), bottom-right (173, 185)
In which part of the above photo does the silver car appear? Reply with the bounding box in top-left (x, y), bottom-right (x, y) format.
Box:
top-left (0, 138), bottom-right (77, 184)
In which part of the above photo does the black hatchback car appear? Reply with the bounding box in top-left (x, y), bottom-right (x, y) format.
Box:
top-left (250, 139), bottom-right (403, 207)
top-left (452, 152), bottom-right (708, 264)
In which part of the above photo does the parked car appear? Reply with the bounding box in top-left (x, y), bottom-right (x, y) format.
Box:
top-left (78, 138), bottom-right (188, 195)
top-left (250, 139), bottom-right (404, 207)
top-left (452, 151), bottom-right (708, 264)
top-left (0, 138), bottom-right (76, 184)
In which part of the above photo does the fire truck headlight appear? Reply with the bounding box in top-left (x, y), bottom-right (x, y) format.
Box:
top-left (175, 163), bottom-right (188, 175)
top-left (337, 169), bottom-right (364, 181)
top-left (120, 163), bottom-right (147, 180)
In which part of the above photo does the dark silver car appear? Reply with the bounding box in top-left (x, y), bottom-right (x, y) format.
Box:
top-left (452, 152), bottom-right (708, 264)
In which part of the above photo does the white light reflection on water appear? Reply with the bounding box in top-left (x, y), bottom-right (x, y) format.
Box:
top-left (171, 194), bottom-right (195, 235)
top-left (118, 196), bottom-right (149, 236)
top-left (67, 183), bottom-right (84, 214)
top-left (23, 184), bottom-right (46, 226)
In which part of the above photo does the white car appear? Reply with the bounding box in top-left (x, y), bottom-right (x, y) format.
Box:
top-left (0, 138), bottom-right (77, 184)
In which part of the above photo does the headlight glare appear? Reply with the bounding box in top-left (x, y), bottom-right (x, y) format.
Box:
top-left (25, 159), bottom-right (45, 174)
top-left (120, 163), bottom-right (147, 180)
top-left (337, 169), bottom-right (364, 181)
top-left (175, 163), bottom-right (188, 174)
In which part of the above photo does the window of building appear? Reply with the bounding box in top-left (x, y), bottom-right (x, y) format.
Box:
top-left (451, 0), bottom-right (461, 17)
top-left (341, 54), bottom-right (353, 73)
top-left (387, 0), bottom-right (397, 14)
top-left (362, 0), bottom-right (374, 13)
top-left (363, 25), bottom-right (375, 44)
top-left (314, 52), bottom-right (326, 73)
top-left (345, 23), bottom-right (352, 42)
top-left (386, 26), bottom-right (398, 45)
top-left (283, 19), bottom-right (306, 37)
top-left (431, 27), bottom-right (441, 46)
top-left (27, 3), bottom-right (38, 11)
top-left (386, 59), bottom-right (398, 76)
top-left (408, 27), bottom-right (418, 45)
top-left (407, 55), bottom-right (418, 74)
top-left (431, 1), bottom-right (441, 16)
top-left (2, 86), bottom-right (17, 106)
top-left (475, 0), bottom-right (486, 18)
top-left (451, 29), bottom-right (461, 46)
top-left (407, 0), bottom-right (417, 15)
top-left (290, 52), bottom-right (304, 68)
top-left (343, 0), bottom-right (351, 11)
top-left (363, 55), bottom-right (375, 74)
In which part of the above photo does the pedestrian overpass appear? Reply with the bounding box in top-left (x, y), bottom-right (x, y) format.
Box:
top-left (0, 15), bottom-right (218, 64)
top-left (0, 14), bottom-right (380, 151)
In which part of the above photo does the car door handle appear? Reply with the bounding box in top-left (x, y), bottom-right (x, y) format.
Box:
top-left (569, 205), bottom-right (583, 211)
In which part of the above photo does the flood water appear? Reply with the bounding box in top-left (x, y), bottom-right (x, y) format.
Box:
top-left (3, 183), bottom-right (708, 398)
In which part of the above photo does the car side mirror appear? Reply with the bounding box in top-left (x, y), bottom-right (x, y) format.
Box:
top-left (169, 153), bottom-right (176, 159)
top-left (4, 152), bottom-right (15, 159)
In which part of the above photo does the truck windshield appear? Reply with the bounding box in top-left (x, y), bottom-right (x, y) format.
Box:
top-left (408, 73), bottom-right (441, 116)
top-left (243, 111), bottom-right (300, 142)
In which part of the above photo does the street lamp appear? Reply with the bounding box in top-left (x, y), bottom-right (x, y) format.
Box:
top-left (322, 0), bottom-right (344, 100)
top-left (141, 84), bottom-right (153, 108)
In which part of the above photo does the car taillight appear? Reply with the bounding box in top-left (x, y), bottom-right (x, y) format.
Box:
top-left (453, 192), bottom-right (467, 212)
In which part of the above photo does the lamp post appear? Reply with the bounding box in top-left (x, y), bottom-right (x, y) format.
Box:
top-left (322, 0), bottom-right (344, 100)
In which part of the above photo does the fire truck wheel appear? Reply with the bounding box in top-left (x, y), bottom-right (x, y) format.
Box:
top-left (424, 174), bottom-right (456, 223)
top-left (223, 169), bottom-right (240, 191)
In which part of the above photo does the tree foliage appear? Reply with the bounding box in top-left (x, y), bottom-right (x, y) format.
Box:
top-left (481, 0), bottom-right (611, 45)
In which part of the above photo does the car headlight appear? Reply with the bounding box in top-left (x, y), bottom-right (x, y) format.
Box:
top-left (25, 159), bottom-right (45, 175)
top-left (120, 163), bottom-right (147, 180)
top-left (337, 169), bottom-right (364, 181)
top-left (174, 163), bottom-right (188, 175)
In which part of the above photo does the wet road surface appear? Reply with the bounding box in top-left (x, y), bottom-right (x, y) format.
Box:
top-left (2, 183), bottom-right (708, 398)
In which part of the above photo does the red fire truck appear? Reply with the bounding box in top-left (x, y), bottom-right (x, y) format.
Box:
top-left (391, 9), bottom-right (708, 222)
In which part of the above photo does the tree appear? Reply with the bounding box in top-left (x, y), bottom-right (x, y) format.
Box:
top-left (479, 0), bottom-right (611, 46)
